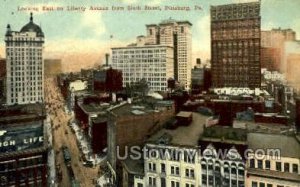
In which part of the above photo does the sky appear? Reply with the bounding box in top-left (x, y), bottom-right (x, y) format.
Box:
top-left (0, 0), bottom-right (300, 72)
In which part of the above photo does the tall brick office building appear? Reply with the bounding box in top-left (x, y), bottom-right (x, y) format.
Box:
top-left (211, 1), bottom-right (261, 88)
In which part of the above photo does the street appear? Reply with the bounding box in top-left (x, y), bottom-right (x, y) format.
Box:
top-left (45, 77), bottom-right (99, 187)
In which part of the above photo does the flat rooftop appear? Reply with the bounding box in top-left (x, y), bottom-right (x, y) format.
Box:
top-left (200, 125), bottom-right (248, 145)
top-left (0, 103), bottom-right (46, 124)
top-left (247, 168), bottom-right (300, 183)
top-left (248, 133), bottom-right (300, 158)
top-left (176, 111), bottom-right (192, 118)
top-left (79, 102), bottom-right (111, 114)
top-left (147, 112), bottom-right (209, 147)
top-left (233, 119), bottom-right (291, 134)
top-left (121, 158), bottom-right (144, 175)
top-left (108, 99), bottom-right (173, 118)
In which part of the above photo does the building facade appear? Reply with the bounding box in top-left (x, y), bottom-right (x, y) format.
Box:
top-left (261, 28), bottom-right (296, 72)
top-left (0, 58), bottom-right (6, 101)
top-left (146, 20), bottom-right (192, 90)
top-left (261, 28), bottom-right (296, 48)
top-left (112, 43), bottom-right (174, 92)
top-left (0, 104), bottom-right (48, 186)
top-left (211, 1), bottom-right (261, 88)
top-left (246, 133), bottom-right (300, 187)
top-left (5, 13), bottom-right (44, 105)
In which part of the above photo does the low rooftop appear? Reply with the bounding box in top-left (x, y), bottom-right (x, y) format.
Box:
top-left (147, 112), bottom-right (208, 147)
top-left (121, 158), bottom-right (144, 175)
top-left (248, 133), bottom-right (300, 158)
top-left (247, 168), bottom-right (300, 183)
top-left (233, 119), bottom-right (291, 134)
top-left (200, 125), bottom-right (248, 145)
top-left (108, 99), bottom-right (173, 118)
top-left (79, 102), bottom-right (111, 114)
top-left (0, 103), bottom-right (46, 125)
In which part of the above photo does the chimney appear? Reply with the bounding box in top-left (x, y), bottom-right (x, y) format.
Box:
top-left (105, 53), bottom-right (109, 66)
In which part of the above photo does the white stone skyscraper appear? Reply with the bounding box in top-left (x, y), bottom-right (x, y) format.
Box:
top-left (146, 19), bottom-right (192, 90)
top-left (5, 13), bottom-right (44, 105)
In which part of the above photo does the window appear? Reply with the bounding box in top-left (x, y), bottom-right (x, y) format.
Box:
top-left (259, 183), bottom-right (265, 187)
top-left (231, 179), bottom-right (237, 187)
top-left (292, 164), bottom-right (298, 174)
top-left (184, 150), bottom-right (195, 163)
top-left (171, 166), bottom-right (180, 176)
top-left (250, 159), bottom-right (255, 168)
top-left (257, 160), bottom-right (263, 169)
top-left (276, 162), bottom-right (281, 171)
top-left (148, 177), bottom-right (156, 186)
top-left (161, 163), bottom-right (166, 173)
top-left (161, 178), bottom-right (166, 187)
top-left (266, 184), bottom-right (272, 187)
top-left (265, 160), bottom-right (270, 170)
top-left (171, 181), bottom-right (180, 187)
top-left (137, 183), bottom-right (143, 187)
top-left (252, 182), bottom-right (258, 187)
top-left (185, 168), bottom-right (194, 178)
top-left (202, 174), bottom-right (207, 185)
top-left (238, 169), bottom-right (245, 176)
top-left (185, 184), bottom-right (195, 187)
top-left (284, 163), bottom-right (289, 172)
top-left (148, 163), bottom-right (156, 172)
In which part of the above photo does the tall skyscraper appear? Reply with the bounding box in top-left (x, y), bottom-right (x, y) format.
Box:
top-left (5, 13), bottom-right (44, 105)
top-left (211, 1), bottom-right (261, 89)
top-left (146, 19), bottom-right (192, 90)
top-left (112, 36), bottom-right (174, 92)
top-left (261, 28), bottom-right (296, 71)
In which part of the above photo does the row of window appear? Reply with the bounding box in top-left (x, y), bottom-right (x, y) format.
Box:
top-left (252, 181), bottom-right (282, 187)
top-left (6, 42), bottom-right (43, 46)
top-left (10, 97), bottom-right (43, 104)
top-left (145, 148), bottom-right (196, 163)
top-left (148, 163), bottom-right (195, 178)
top-left (249, 159), bottom-right (299, 173)
top-left (112, 49), bottom-right (167, 54)
top-left (147, 177), bottom-right (194, 187)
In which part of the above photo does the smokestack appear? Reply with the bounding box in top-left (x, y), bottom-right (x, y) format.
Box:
top-left (105, 53), bottom-right (109, 66)
top-left (196, 58), bottom-right (201, 65)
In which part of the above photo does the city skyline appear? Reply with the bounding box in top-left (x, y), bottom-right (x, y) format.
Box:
top-left (0, 0), bottom-right (300, 72)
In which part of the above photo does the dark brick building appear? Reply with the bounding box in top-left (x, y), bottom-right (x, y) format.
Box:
top-left (0, 58), bottom-right (6, 100)
top-left (0, 104), bottom-right (48, 186)
top-left (211, 1), bottom-right (261, 88)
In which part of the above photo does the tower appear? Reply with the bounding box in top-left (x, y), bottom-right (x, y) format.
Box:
top-left (211, 1), bottom-right (261, 89)
top-left (5, 13), bottom-right (45, 105)
top-left (146, 19), bottom-right (192, 90)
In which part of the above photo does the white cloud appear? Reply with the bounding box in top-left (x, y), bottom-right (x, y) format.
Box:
top-left (81, 11), bottom-right (106, 37)
top-left (44, 37), bottom-right (134, 72)
top-left (262, 21), bottom-right (276, 30)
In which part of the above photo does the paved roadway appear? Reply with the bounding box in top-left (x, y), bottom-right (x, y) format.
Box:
top-left (45, 77), bottom-right (99, 187)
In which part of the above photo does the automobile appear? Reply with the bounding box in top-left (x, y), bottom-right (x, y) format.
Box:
top-left (83, 160), bottom-right (94, 168)
top-left (61, 146), bottom-right (71, 163)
